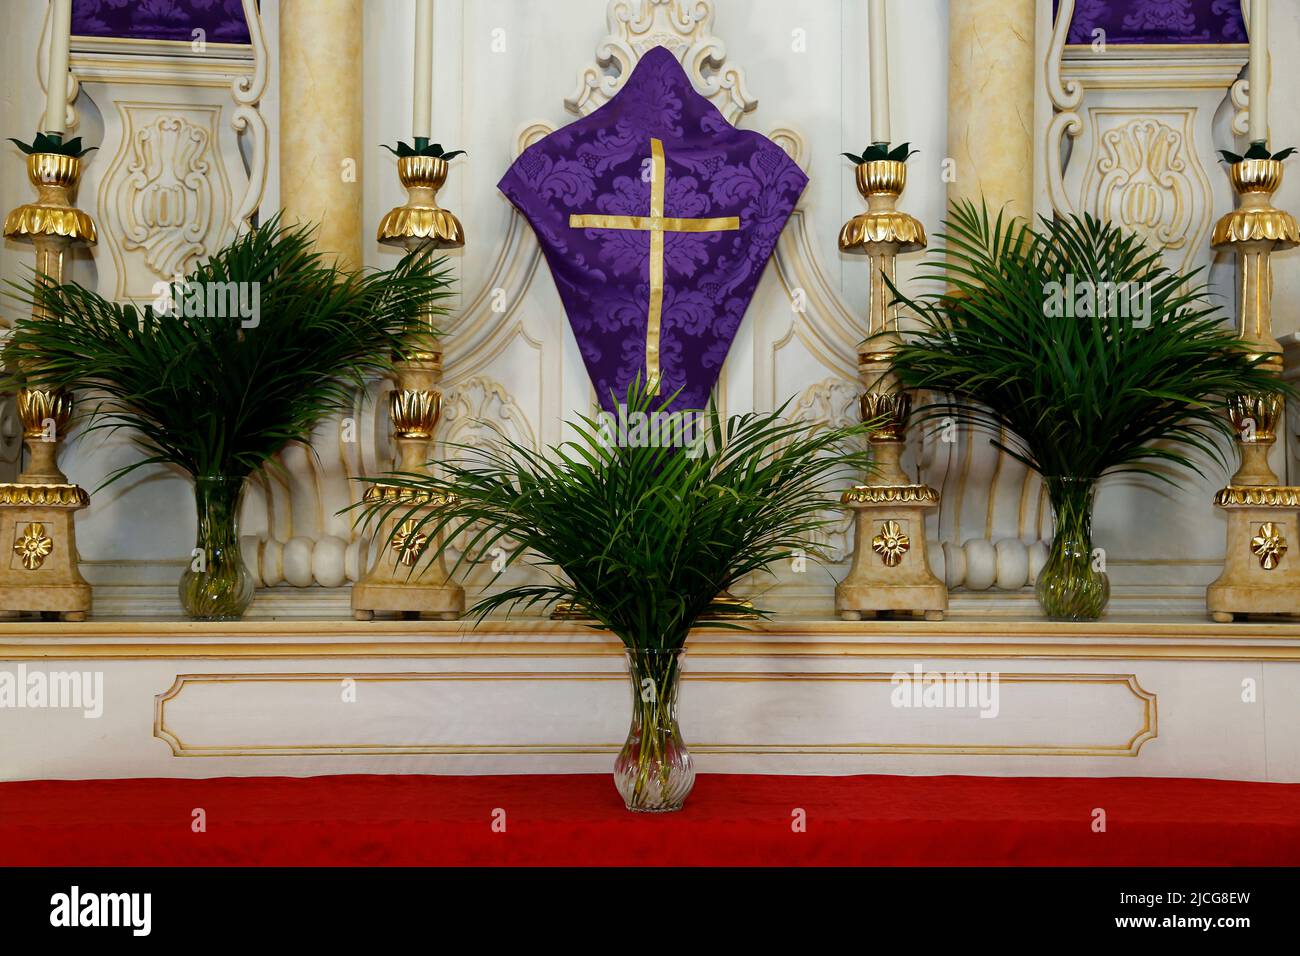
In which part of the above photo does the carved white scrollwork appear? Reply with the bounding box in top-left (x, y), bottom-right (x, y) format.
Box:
top-left (116, 115), bottom-right (217, 281)
top-left (1057, 46), bottom-right (1242, 278)
top-left (231, 0), bottom-right (270, 230)
top-left (1046, 0), bottom-right (1083, 217)
top-left (1095, 117), bottom-right (1199, 256)
top-left (566, 0), bottom-right (757, 124)
top-left (439, 376), bottom-right (539, 456)
top-left (73, 14), bottom-right (267, 299)
top-left (434, 376), bottom-right (540, 562)
top-left (785, 377), bottom-right (860, 562)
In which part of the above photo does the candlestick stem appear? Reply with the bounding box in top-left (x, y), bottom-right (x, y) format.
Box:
top-left (1206, 157), bottom-right (1300, 622)
top-left (835, 158), bottom-right (945, 621)
top-left (353, 154), bottom-right (465, 621)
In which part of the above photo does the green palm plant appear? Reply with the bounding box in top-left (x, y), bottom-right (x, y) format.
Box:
top-left (358, 382), bottom-right (871, 809)
top-left (4, 214), bottom-right (453, 619)
top-left (886, 199), bottom-right (1288, 619)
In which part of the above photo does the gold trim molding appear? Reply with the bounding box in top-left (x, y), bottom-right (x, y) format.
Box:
top-left (0, 484), bottom-right (91, 508)
top-left (1213, 208), bottom-right (1300, 248)
top-left (8, 631), bottom-right (1300, 662)
top-left (362, 485), bottom-right (454, 506)
top-left (1214, 486), bottom-right (1300, 508)
top-left (153, 671), bottom-right (1156, 758)
top-left (842, 484), bottom-right (939, 505)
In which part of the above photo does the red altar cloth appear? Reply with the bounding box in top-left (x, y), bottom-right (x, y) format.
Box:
top-left (2, 773), bottom-right (1297, 866)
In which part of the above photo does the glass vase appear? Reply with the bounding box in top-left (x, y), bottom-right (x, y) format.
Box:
top-left (1035, 477), bottom-right (1110, 621)
top-left (614, 648), bottom-right (695, 812)
top-left (179, 475), bottom-right (255, 621)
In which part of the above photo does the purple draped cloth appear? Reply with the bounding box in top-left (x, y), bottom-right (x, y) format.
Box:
top-left (1057, 0), bottom-right (1245, 44)
top-left (73, 0), bottom-right (251, 45)
top-left (498, 46), bottom-right (807, 412)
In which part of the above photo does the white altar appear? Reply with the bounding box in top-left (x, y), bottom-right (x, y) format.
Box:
top-left (3, 0), bottom-right (1300, 784)
top-left (5, 613), bottom-right (1300, 781)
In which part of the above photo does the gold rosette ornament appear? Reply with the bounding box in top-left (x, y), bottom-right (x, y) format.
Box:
top-left (871, 519), bottom-right (910, 567)
top-left (1251, 522), bottom-right (1287, 570)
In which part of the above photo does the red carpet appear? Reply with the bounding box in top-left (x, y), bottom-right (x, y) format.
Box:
top-left (2, 773), bottom-right (1298, 866)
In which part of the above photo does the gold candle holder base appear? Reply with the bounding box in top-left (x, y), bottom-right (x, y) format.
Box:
top-left (0, 485), bottom-right (91, 621)
top-left (352, 155), bottom-right (466, 622)
top-left (351, 486), bottom-right (463, 621)
top-left (1205, 158), bottom-right (1300, 623)
top-left (834, 160), bottom-right (946, 621)
top-left (0, 154), bottom-right (96, 621)
top-left (836, 483), bottom-right (946, 621)
top-left (1206, 488), bottom-right (1300, 622)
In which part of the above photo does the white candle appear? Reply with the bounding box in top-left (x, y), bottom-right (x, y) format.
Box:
top-left (1248, 0), bottom-right (1269, 142)
top-left (868, 0), bottom-right (891, 144)
top-left (44, 0), bottom-right (72, 136)
top-left (413, 0), bottom-right (434, 141)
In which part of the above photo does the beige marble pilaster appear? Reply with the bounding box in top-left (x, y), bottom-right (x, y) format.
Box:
top-left (279, 0), bottom-right (363, 268)
top-left (947, 0), bottom-right (1037, 218)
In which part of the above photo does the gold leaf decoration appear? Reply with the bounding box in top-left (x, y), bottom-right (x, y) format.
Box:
top-left (391, 518), bottom-right (429, 567)
top-left (871, 519), bottom-right (910, 567)
top-left (14, 522), bottom-right (53, 570)
top-left (1251, 522), bottom-right (1287, 570)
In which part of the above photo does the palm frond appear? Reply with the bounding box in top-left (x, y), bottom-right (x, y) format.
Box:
top-left (886, 199), bottom-right (1289, 485)
top-left (356, 383), bottom-right (872, 650)
top-left (3, 214), bottom-right (455, 486)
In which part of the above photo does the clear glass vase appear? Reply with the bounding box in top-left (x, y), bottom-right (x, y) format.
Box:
top-left (614, 648), bottom-right (695, 812)
top-left (178, 475), bottom-right (254, 621)
top-left (1035, 477), bottom-right (1110, 621)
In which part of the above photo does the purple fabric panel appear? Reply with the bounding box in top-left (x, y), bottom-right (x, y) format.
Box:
top-left (72, 0), bottom-right (251, 44)
top-left (1056, 0), bottom-right (1246, 44)
top-left (498, 46), bottom-right (807, 412)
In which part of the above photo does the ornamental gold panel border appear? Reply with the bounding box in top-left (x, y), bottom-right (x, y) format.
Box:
top-left (153, 671), bottom-right (1156, 759)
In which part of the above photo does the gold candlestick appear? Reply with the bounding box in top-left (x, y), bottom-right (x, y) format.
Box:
top-left (835, 159), bottom-right (947, 621)
top-left (0, 152), bottom-right (96, 620)
top-left (1206, 157), bottom-right (1300, 622)
top-left (352, 154), bottom-right (465, 621)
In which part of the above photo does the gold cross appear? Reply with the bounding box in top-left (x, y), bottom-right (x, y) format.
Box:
top-left (569, 137), bottom-right (740, 391)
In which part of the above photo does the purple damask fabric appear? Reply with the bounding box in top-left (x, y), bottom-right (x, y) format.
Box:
top-left (498, 46), bottom-right (807, 412)
top-left (1057, 0), bottom-right (1245, 44)
top-left (73, 0), bottom-right (251, 44)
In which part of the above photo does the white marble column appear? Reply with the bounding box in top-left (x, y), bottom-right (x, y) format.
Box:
top-left (249, 0), bottom-right (367, 593)
top-left (947, 0), bottom-right (1037, 217)
top-left (278, 0), bottom-right (364, 269)
top-left (929, 0), bottom-right (1047, 592)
